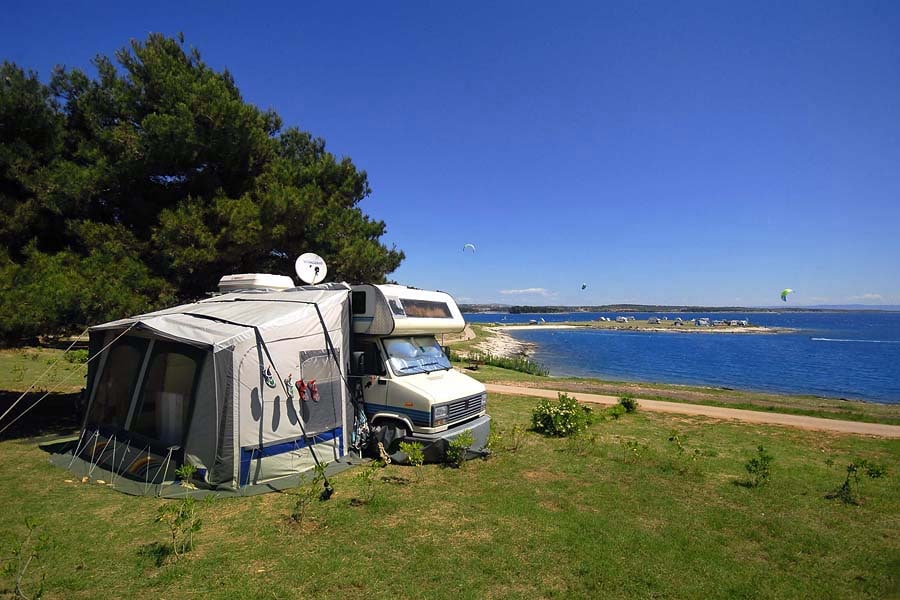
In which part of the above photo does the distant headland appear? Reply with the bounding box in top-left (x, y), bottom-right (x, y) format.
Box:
top-left (459, 303), bottom-right (900, 314)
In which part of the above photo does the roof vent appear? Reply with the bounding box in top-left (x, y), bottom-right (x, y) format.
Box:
top-left (217, 273), bottom-right (295, 293)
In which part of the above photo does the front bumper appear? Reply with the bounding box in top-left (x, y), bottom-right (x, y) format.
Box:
top-left (405, 414), bottom-right (491, 463)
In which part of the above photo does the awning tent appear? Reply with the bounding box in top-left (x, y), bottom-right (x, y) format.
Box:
top-left (51, 284), bottom-right (357, 496)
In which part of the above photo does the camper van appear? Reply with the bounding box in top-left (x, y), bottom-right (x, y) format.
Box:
top-left (52, 277), bottom-right (489, 497)
top-left (349, 284), bottom-right (488, 461)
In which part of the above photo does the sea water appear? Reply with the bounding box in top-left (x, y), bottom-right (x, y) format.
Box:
top-left (463, 311), bottom-right (900, 403)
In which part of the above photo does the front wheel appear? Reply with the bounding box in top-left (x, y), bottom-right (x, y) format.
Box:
top-left (369, 421), bottom-right (409, 461)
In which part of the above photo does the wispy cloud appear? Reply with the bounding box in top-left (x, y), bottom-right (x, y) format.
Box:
top-left (499, 287), bottom-right (554, 297)
top-left (849, 293), bottom-right (884, 301)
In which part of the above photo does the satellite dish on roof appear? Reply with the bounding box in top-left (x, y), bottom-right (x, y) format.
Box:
top-left (295, 252), bottom-right (328, 284)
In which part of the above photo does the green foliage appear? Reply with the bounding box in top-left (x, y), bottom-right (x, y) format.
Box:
top-left (507, 424), bottom-right (526, 453)
top-left (289, 465), bottom-right (327, 524)
top-left (0, 35), bottom-right (404, 342)
top-left (743, 445), bottom-right (773, 487)
top-left (484, 422), bottom-right (503, 456)
top-left (353, 460), bottom-right (384, 506)
top-left (604, 404), bottom-right (626, 420)
top-left (1, 517), bottom-right (49, 600)
top-left (620, 439), bottom-right (646, 464)
top-left (446, 430), bottom-right (475, 467)
top-left (62, 349), bottom-right (88, 364)
top-left (531, 393), bottom-right (594, 436)
top-left (565, 431), bottom-right (599, 456)
top-left (174, 463), bottom-right (198, 490)
top-left (826, 459), bottom-right (888, 505)
top-left (398, 441), bottom-right (424, 467)
top-left (154, 497), bottom-right (206, 561)
top-left (451, 349), bottom-right (549, 376)
top-left (618, 395), bottom-right (638, 413)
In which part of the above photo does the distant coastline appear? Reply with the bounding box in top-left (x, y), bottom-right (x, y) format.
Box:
top-left (460, 303), bottom-right (900, 314)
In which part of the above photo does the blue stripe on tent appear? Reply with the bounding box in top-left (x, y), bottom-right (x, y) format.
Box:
top-left (239, 428), bottom-right (342, 487)
top-left (363, 402), bottom-right (430, 425)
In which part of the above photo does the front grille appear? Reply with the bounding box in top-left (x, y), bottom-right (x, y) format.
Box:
top-left (446, 393), bottom-right (484, 424)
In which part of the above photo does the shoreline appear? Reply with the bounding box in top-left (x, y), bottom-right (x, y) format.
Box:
top-left (492, 323), bottom-right (793, 335)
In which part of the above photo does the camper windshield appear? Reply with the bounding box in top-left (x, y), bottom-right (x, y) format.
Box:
top-left (382, 336), bottom-right (451, 376)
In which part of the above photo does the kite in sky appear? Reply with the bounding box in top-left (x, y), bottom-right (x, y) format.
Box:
top-left (581, 283), bottom-right (587, 290)
top-left (780, 288), bottom-right (794, 302)
top-left (463, 243), bottom-right (476, 253)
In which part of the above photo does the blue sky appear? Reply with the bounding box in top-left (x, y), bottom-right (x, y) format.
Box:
top-left (4, 1), bottom-right (899, 306)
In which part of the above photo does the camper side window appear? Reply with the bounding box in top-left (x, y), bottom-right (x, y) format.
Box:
top-left (352, 341), bottom-right (385, 376)
top-left (129, 342), bottom-right (203, 447)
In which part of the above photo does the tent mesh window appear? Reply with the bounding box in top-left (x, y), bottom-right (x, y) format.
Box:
top-left (130, 341), bottom-right (204, 448)
top-left (85, 336), bottom-right (149, 429)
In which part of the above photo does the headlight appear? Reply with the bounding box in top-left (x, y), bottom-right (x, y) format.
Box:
top-left (432, 405), bottom-right (448, 426)
top-left (480, 392), bottom-right (487, 408)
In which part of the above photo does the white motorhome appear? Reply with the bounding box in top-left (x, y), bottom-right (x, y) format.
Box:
top-left (349, 284), bottom-right (488, 461)
top-left (51, 276), bottom-right (489, 497)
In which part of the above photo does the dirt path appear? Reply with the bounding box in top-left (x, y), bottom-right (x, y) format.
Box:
top-left (485, 383), bottom-right (900, 438)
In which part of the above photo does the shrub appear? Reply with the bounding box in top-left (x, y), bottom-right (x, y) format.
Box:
top-left (289, 464), bottom-right (327, 524)
top-left (175, 463), bottom-right (198, 489)
top-left (618, 395), bottom-right (638, 413)
top-left (604, 404), bottom-right (626, 420)
top-left (155, 497), bottom-right (207, 561)
top-left (620, 439), bottom-right (645, 464)
top-left (446, 430), bottom-right (475, 467)
top-left (744, 445), bottom-right (773, 487)
top-left (531, 393), bottom-right (593, 437)
top-left (64, 349), bottom-right (89, 364)
top-left (507, 424), bottom-right (526, 453)
top-left (353, 460), bottom-right (384, 506)
top-left (453, 351), bottom-right (549, 376)
top-left (398, 441), bottom-right (425, 480)
top-left (826, 460), bottom-right (888, 505)
top-left (484, 422), bottom-right (503, 456)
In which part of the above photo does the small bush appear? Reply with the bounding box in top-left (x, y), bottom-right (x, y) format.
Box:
top-left (289, 464), bottom-right (327, 524)
top-left (565, 431), bottom-right (598, 456)
top-left (446, 430), bottom-right (475, 467)
top-left (175, 463), bottom-right (198, 489)
top-left (456, 351), bottom-right (549, 376)
top-left (604, 404), bottom-right (626, 420)
top-left (507, 424), bottom-right (526, 453)
top-left (826, 460), bottom-right (888, 505)
top-left (484, 422), bottom-right (503, 456)
top-left (64, 349), bottom-right (89, 364)
top-left (620, 439), bottom-right (645, 464)
top-left (744, 445), bottom-right (773, 487)
top-left (155, 497), bottom-right (207, 561)
top-left (618, 395), bottom-right (638, 413)
top-left (398, 441), bottom-right (425, 480)
top-left (531, 393), bottom-right (594, 437)
top-left (353, 460), bottom-right (384, 506)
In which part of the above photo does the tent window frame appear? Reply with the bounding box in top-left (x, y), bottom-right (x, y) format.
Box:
top-left (84, 334), bottom-right (150, 431)
top-left (125, 340), bottom-right (206, 450)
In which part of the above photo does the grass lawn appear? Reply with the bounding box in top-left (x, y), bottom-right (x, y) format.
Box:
top-left (1, 393), bottom-right (898, 599)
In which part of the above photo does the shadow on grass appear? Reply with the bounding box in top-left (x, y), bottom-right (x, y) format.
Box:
top-left (380, 474), bottom-right (410, 486)
top-left (138, 542), bottom-right (173, 567)
top-left (0, 390), bottom-right (83, 441)
top-left (731, 479), bottom-right (768, 489)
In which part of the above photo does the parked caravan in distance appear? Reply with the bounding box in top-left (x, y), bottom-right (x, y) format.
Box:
top-left (52, 275), bottom-right (489, 497)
